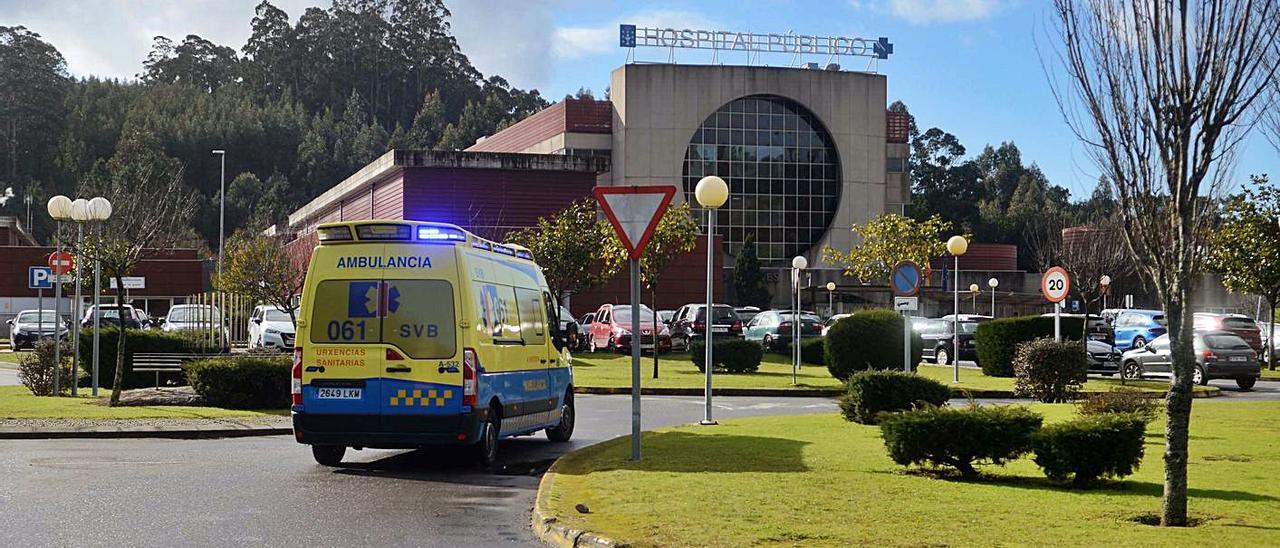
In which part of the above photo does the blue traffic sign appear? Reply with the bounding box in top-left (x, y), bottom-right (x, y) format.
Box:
top-left (28, 266), bottom-right (53, 289)
top-left (891, 260), bottom-right (922, 297)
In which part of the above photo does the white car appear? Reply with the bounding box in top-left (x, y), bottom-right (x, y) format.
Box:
top-left (822, 313), bottom-right (852, 337)
top-left (249, 305), bottom-right (296, 351)
top-left (163, 304), bottom-right (230, 349)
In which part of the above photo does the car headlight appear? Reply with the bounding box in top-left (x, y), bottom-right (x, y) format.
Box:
top-left (265, 328), bottom-right (280, 335)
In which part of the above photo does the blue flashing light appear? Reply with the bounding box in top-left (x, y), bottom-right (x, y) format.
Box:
top-left (472, 241), bottom-right (492, 251)
top-left (417, 226), bottom-right (466, 242)
top-left (492, 245), bottom-right (516, 257)
top-left (514, 249), bottom-right (534, 261)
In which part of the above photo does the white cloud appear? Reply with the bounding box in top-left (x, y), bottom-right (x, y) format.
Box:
top-left (852, 0), bottom-right (1008, 25)
top-left (446, 0), bottom-right (556, 89)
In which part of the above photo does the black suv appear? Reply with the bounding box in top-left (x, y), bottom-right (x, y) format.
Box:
top-left (919, 318), bottom-right (982, 365)
top-left (669, 304), bottom-right (742, 351)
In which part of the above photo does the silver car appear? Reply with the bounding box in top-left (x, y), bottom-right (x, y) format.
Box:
top-left (1120, 331), bottom-right (1261, 389)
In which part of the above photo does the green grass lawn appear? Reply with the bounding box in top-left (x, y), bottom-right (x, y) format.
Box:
top-left (0, 385), bottom-right (286, 420)
top-left (571, 352), bottom-right (1212, 395)
top-left (0, 350), bottom-right (24, 365)
top-left (1261, 368), bottom-right (1280, 381)
top-left (544, 402), bottom-right (1280, 547)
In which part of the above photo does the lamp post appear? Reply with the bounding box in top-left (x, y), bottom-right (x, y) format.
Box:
top-left (87, 197), bottom-right (112, 396)
top-left (1100, 275), bottom-right (1112, 311)
top-left (988, 277), bottom-right (999, 318)
top-left (47, 195), bottom-right (73, 396)
top-left (695, 175), bottom-right (727, 426)
top-left (69, 198), bottom-right (90, 396)
top-left (968, 283), bottom-right (980, 314)
top-left (212, 150), bottom-right (226, 353)
top-left (946, 235), bottom-right (968, 383)
top-left (825, 281), bottom-right (836, 317)
top-left (791, 255), bottom-right (807, 385)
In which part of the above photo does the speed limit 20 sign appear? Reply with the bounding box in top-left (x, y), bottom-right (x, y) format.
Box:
top-left (1041, 267), bottom-right (1071, 303)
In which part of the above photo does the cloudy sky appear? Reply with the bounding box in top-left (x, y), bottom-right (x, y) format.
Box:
top-left (3, 0), bottom-right (1276, 197)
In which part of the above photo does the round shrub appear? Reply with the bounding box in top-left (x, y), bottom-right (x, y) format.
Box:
top-left (801, 337), bottom-right (826, 365)
top-left (18, 339), bottom-right (74, 396)
top-left (878, 405), bottom-right (1044, 478)
top-left (1032, 413), bottom-right (1147, 487)
top-left (690, 339), bottom-right (764, 373)
top-left (839, 370), bottom-right (951, 424)
top-left (1076, 387), bottom-right (1159, 423)
top-left (1013, 338), bottom-right (1088, 403)
top-left (976, 315), bottom-right (1085, 377)
top-left (825, 309), bottom-right (923, 381)
top-left (184, 356), bottom-right (291, 409)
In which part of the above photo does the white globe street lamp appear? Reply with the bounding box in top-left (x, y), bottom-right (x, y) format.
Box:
top-left (695, 175), bottom-right (728, 426)
top-left (946, 235), bottom-right (969, 383)
top-left (68, 198), bottom-right (91, 396)
top-left (87, 197), bottom-right (112, 396)
top-left (791, 255), bottom-right (807, 384)
top-left (988, 277), bottom-right (999, 318)
top-left (825, 281), bottom-right (837, 316)
top-left (1100, 275), bottom-right (1112, 311)
top-left (46, 195), bottom-right (73, 396)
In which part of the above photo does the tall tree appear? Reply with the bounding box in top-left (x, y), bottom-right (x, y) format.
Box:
top-left (505, 198), bottom-right (621, 307)
top-left (822, 213), bottom-right (953, 283)
top-left (215, 230), bottom-right (305, 325)
top-left (1049, 0), bottom-right (1280, 526)
top-left (77, 128), bottom-right (198, 405)
top-left (1208, 175), bottom-right (1280, 370)
top-left (732, 233), bottom-right (771, 309)
top-left (0, 26), bottom-right (68, 205)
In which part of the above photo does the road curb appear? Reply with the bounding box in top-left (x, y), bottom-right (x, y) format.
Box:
top-left (574, 386), bottom-right (1221, 399)
top-left (531, 458), bottom-right (624, 548)
top-left (0, 426), bottom-right (291, 440)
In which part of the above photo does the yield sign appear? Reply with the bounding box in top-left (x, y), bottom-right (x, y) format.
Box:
top-left (593, 185), bottom-right (677, 260)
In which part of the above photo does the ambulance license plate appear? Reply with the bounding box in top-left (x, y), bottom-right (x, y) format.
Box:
top-left (316, 388), bottom-right (362, 399)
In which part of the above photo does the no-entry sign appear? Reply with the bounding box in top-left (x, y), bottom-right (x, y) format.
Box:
top-left (48, 251), bottom-right (74, 275)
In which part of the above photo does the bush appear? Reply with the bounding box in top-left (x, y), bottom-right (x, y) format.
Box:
top-left (78, 328), bottom-right (208, 389)
top-left (801, 337), bottom-right (826, 365)
top-left (878, 405), bottom-right (1043, 478)
top-left (1032, 414), bottom-right (1147, 487)
top-left (185, 356), bottom-right (292, 409)
top-left (1013, 338), bottom-right (1088, 403)
top-left (690, 339), bottom-right (764, 373)
top-left (18, 339), bottom-right (74, 396)
top-left (976, 315), bottom-right (1085, 377)
top-left (839, 370), bottom-right (951, 424)
top-left (1077, 388), bottom-right (1159, 423)
top-left (825, 310), bottom-right (923, 381)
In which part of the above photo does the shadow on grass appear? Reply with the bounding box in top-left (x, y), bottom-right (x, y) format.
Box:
top-left (936, 473), bottom-right (1278, 502)
top-left (555, 431), bottom-right (810, 474)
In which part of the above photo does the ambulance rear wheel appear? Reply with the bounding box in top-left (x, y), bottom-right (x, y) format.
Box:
top-left (474, 412), bottom-right (500, 467)
top-left (546, 391), bottom-right (575, 442)
top-left (311, 445), bottom-right (345, 466)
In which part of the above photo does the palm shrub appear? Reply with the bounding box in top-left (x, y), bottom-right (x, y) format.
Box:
top-left (839, 370), bottom-right (951, 424)
top-left (1013, 338), bottom-right (1088, 403)
top-left (878, 405), bottom-right (1043, 478)
top-left (1032, 413), bottom-right (1147, 487)
top-left (825, 309), bottom-right (922, 381)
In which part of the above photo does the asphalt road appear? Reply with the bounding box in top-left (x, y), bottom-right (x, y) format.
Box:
top-left (0, 395), bottom-right (836, 548)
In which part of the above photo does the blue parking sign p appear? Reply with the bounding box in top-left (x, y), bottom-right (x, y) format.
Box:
top-left (29, 266), bottom-right (53, 289)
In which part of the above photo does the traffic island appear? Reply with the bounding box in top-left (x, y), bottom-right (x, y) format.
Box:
top-left (532, 403), bottom-right (1280, 547)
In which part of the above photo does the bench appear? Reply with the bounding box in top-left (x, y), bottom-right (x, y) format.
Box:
top-left (132, 353), bottom-right (222, 388)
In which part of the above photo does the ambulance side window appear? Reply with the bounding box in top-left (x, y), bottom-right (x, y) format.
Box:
top-left (515, 287), bottom-right (545, 345)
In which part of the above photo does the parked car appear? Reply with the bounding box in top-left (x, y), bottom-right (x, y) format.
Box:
top-left (163, 304), bottom-right (230, 349)
top-left (588, 303), bottom-right (671, 353)
top-left (81, 304), bottom-right (143, 329)
top-left (733, 306), bottom-right (762, 324)
top-left (669, 304), bottom-right (742, 351)
top-left (657, 309), bottom-right (676, 327)
top-left (558, 306), bottom-right (579, 353)
top-left (248, 305), bottom-right (296, 351)
top-left (743, 310), bottom-right (823, 351)
top-left (575, 312), bottom-right (595, 352)
top-left (920, 318), bottom-right (981, 365)
top-left (1258, 320), bottom-right (1278, 363)
top-left (1120, 331), bottom-right (1261, 389)
top-left (937, 314), bottom-right (993, 323)
top-left (822, 313), bottom-right (853, 336)
top-left (1086, 339), bottom-right (1122, 375)
top-left (1111, 309), bottom-right (1167, 350)
top-left (6, 310), bottom-right (68, 351)
top-left (1039, 313), bottom-right (1112, 342)
top-left (1194, 313), bottom-right (1263, 355)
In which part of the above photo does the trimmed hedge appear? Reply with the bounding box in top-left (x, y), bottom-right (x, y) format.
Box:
top-left (839, 370), bottom-right (951, 424)
top-left (78, 328), bottom-right (208, 389)
top-left (878, 405), bottom-right (1044, 478)
top-left (975, 316), bottom-right (1085, 377)
top-left (185, 356), bottom-right (292, 409)
top-left (801, 337), bottom-right (826, 365)
top-left (1076, 387), bottom-right (1159, 423)
top-left (691, 340), bottom-right (764, 373)
top-left (825, 310), bottom-right (923, 381)
top-left (1032, 413), bottom-right (1147, 487)
top-left (1013, 338), bottom-right (1088, 403)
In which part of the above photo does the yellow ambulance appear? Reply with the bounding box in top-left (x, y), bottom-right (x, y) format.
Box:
top-left (291, 221), bottom-right (574, 466)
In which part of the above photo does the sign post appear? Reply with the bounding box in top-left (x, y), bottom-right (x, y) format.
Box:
top-left (594, 185), bottom-right (677, 461)
top-left (47, 251), bottom-right (74, 396)
top-left (1041, 267), bottom-right (1071, 341)
top-left (29, 266), bottom-right (53, 355)
top-left (891, 261), bottom-right (923, 373)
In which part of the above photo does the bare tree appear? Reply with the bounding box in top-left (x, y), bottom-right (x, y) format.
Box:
top-left (1047, 0), bottom-right (1280, 526)
top-left (1059, 216), bottom-right (1133, 341)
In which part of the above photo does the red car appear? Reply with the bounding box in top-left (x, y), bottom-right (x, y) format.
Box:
top-left (588, 303), bottom-right (672, 354)
top-left (1195, 313), bottom-right (1263, 355)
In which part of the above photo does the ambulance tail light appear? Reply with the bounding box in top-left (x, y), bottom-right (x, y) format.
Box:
top-left (386, 348), bottom-right (405, 361)
top-left (291, 347), bottom-right (303, 405)
top-left (463, 348), bottom-right (478, 407)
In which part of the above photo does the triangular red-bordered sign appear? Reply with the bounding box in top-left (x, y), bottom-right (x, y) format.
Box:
top-left (593, 185), bottom-right (677, 260)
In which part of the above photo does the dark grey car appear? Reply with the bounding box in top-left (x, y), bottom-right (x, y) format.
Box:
top-left (1120, 331), bottom-right (1261, 389)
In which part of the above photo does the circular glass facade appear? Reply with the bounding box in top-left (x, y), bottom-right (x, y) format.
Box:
top-left (682, 94), bottom-right (841, 265)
